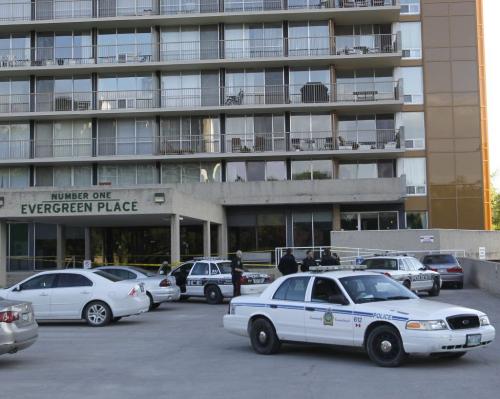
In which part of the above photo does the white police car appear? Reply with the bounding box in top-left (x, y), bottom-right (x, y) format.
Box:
top-left (169, 259), bottom-right (272, 304)
top-left (223, 270), bottom-right (495, 367)
top-left (362, 256), bottom-right (441, 296)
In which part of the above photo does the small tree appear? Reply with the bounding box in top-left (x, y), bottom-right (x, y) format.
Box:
top-left (492, 172), bottom-right (500, 230)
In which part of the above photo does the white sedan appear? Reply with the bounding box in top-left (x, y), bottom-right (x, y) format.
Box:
top-left (223, 271), bottom-right (495, 367)
top-left (0, 270), bottom-right (149, 327)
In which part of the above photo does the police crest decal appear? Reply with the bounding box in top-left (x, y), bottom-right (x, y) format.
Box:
top-left (323, 311), bottom-right (334, 326)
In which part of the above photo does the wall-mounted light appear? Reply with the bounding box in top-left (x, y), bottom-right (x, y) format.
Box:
top-left (154, 193), bottom-right (165, 204)
top-left (0, 196), bottom-right (4, 208)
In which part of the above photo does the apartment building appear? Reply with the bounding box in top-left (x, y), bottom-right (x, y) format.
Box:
top-left (0, 0), bottom-right (490, 282)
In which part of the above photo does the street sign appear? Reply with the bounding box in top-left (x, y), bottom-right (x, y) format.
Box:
top-left (83, 260), bottom-right (92, 269)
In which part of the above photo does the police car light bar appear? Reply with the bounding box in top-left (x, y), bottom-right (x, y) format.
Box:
top-left (309, 265), bottom-right (367, 272)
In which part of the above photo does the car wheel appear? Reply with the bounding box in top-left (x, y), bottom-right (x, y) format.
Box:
top-left (151, 303), bottom-right (161, 310)
top-left (403, 280), bottom-right (411, 290)
top-left (112, 317), bottom-right (122, 323)
top-left (250, 318), bottom-right (281, 355)
top-left (205, 285), bottom-right (223, 304)
top-left (84, 301), bottom-right (112, 327)
top-left (147, 293), bottom-right (155, 311)
top-left (428, 278), bottom-right (440, 297)
top-left (366, 325), bottom-right (406, 367)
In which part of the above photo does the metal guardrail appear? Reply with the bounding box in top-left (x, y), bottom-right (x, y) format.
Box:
top-left (0, 129), bottom-right (403, 160)
top-left (0, 34), bottom-right (400, 68)
top-left (0, 0), bottom-right (399, 22)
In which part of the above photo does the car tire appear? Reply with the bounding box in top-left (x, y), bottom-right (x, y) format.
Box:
top-left (147, 293), bottom-right (155, 311)
top-left (112, 317), bottom-right (122, 323)
top-left (84, 301), bottom-right (112, 327)
top-left (151, 303), bottom-right (161, 310)
top-left (366, 325), bottom-right (407, 367)
top-left (205, 285), bottom-right (223, 304)
top-left (250, 318), bottom-right (281, 355)
top-left (403, 280), bottom-right (411, 290)
top-left (428, 278), bottom-right (440, 297)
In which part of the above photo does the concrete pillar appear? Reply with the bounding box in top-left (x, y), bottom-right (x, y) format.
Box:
top-left (333, 204), bottom-right (341, 231)
top-left (171, 214), bottom-right (181, 264)
top-left (0, 222), bottom-right (7, 288)
top-left (56, 224), bottom-right (65, 269)
top-left (217, 216), bottom-right (228, 259)
top-left (84, 227), bottom-right (91, 261)
top-left (203, 220), bottom-right (211, 258)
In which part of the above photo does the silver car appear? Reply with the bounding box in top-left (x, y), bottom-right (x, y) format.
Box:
top-left (1, 297), bottom-right (38, 356)
top-left (94, 266), bottom-right (180, 310)
top-left (421, 254), bottom-right (464, 289)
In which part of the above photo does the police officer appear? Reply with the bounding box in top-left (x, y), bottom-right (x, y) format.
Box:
top-left (278, 248), bottom-right (298, 276)
top-left (320, 249), bottom-right (340, 266)
top-left (231, 250), bottom-right (245, 297)
top-left (301, 250), bottom-right (317, 272)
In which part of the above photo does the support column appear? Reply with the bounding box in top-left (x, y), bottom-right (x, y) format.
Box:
top-left (0, 222), bottom-right (7, 288)
top-left (84, 227), bottom-right (91, 261)
top-left (203, 220), bottom-right (211, 258)
top-left (217, 216), bottom-right (228, 259)
top-left (56, 224), bottom-right (65, 269)
top-left (170, 214), bottom-right (181, 264)
top-left (333, 204), bottom-right (341, 231)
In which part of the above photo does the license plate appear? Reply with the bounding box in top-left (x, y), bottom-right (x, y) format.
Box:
top-left (466, 334), bottom-right (482, 347)
top-left (253, 278), bottom-right (263, 284)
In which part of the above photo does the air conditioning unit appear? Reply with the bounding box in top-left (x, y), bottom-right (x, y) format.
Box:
top-left (403, 94), bottom-right (413, 103)
top-left (117, 99), bottom-right (136, 109)
top-left (118, 53), bottom-right (128, 63)
top-left (402, 49), bottom-right (411, 58)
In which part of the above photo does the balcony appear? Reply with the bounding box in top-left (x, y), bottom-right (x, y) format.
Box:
top-left (0, 34), bottom-right (400, 71)
top-left (0, 0), bottom-right (400, 23)
top-left (0, 129), bottom-right (404, 163)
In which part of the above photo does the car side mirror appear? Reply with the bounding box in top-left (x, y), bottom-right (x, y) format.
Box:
top-left (329, 294), bottom-right (349, 306)
top-left (12, 285), bottom-right (21, 292)
top-left (419, 267), bottom-right (427, 271)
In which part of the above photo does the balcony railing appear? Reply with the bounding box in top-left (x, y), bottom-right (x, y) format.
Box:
top-left (0, 129), bottom-right (403, 160)
top-left (0, 34), bottom-right (400, 68)
top-left (0, 81), bottom-right (403, 114)
top-left (0, 0), bottom-right (399, 22)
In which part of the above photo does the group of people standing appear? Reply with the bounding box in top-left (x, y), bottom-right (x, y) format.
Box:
top-left (277, 248), bottom-right (341, 276)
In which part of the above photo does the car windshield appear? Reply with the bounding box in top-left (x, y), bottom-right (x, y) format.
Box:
top-left (422, 255), bottom-right (456, 265)
top-left (218, 262), bottom-right (233, 274)
top-left (362, 258), bottom-right (398, 271)
top-left (339, 275), bottom-right (418, 304)
top-left (128, 266), bottom-right (155, 277)
top-left (93, 270), bottom-right (123, 282)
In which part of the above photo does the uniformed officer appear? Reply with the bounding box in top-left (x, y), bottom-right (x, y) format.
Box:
top-left (278, 248), bottom-right (298, 275)
top-left (301, 250), bottom-right (317, 272)
top-left (320, 249), bottom-right (340, 266)
top-left (231, 250), bottom-right (245, 297)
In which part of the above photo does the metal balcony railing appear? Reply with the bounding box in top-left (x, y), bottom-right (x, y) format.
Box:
top-left (0, 80), bottom-right (403, 114)
top-left (0, 34), bottom-right (400, 68)
top-left (0, 0), bottom-right (399, 22)
top-left (0, 129), bottom-right (403, 160)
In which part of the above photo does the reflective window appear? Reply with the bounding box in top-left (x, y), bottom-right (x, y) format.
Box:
top-left (0, 123), bottom-right (30, 160)
top-left (406, 212), bottom-right (428, 229)
top-left (400, 112), bottom-right (425, 150)
top-left (20, 274), bottom-right (56, 290)
top-left (56, 273), bottom-right (93, 288)
top-left (399, 67), bottom-right (423, 104)
top-left (291, 160), bottom-right (332, 180)
top-left (97, 28), bottom-right (153, 63)
top-left (288, 21), bottom-right (329, 57)
top-left (401, 22), bottom-right (421, 59)
top-left (401, 0), bottom-right (420, 15)
top-left (225, 23), bottom-right (283, 59)
top-left (397, 157), bottom-right (427, 195)
top-left (341, 212), bottom-right (399, 231)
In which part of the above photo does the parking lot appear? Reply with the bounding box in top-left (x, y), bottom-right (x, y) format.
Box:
top-left (1, 287), bottom-right (499, 399)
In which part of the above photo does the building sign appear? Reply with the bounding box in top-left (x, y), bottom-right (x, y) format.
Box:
top-left (419, 235), bottom-right (434, 243)
top-left (20, 191), bottom-right (139, 215)
top-left (479, 247), bottom-right (486, 260)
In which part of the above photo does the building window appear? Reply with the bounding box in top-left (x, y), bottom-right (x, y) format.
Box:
top-left (293, 211), bottom-right (332, 247)
top-left (0, 167), bottom-right (30, 188)
top-left (406, 212), bottom-right (428, 229)
top-left (341, 211), bottom-right (399, 231)
top-left (291, 160), bottom-right (333, 180)
top-left (401, 0), bottom-right (420, 15)
top-left (289, 67), bottom-right (330, 104)
top-left (161, 116), bottom-right (220, 154)
top-left (337, 114), bottom-right (396, 149)
top-left (35, 120), bottom-right (92, 158)
top-left (98, 73), bottom-right (154, 110)
top-left (338, 160), bottom-right (395, 180)
top-left (0, 123), bottom-right (30, 160)
top-left (398, 67), bottom-right (423, 104)
top-left (397, 157), bottom-right (427, 195)
top-left (288, 21), bottom-right (330, 57)
top-left (36, 31), bottom-right (92, 65)
top-left (0, 78), bottom-right (30, 113)
top-left (98, 119), bottom-right (155, 156)
top-left (161, 162), bottom-right (221, 184)
top-left (97, 28), bottom-right (153, 63)
top-left (400, 112), bottom-right (425, 150)
top-left (226, 161), bottom-right (286, 182)
top-left (98, 164), bottom-right (158, 186)
top-left (162, 70), bottom-right (219, 107)
top-left (400, 22), bottom-right (422, 59)
top-left (35, 75), bottom-right (92, 112)
top-left (35, 166), bottom-right (92, 187)
top-left (225, 23), bottom-right (283, 59)
top-left (225, 68), bottom-right (283, 105)
top-left (226, 114), bottom-right (285, 152)
top-left (0, 33), bottom-right (30, 66)
top-left (290, 113), bottom-right (332, 150)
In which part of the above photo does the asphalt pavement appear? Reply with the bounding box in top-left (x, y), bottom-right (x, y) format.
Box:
top-left (1, 288), bottom-right (499, 399)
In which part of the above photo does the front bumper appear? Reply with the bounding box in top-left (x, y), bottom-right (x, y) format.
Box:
top-left (223, 314), bottom-right (249, 337)
top-left (150, 286), bottom-right (181, 303)
top-left (402, 325), bottom-right (495, 354)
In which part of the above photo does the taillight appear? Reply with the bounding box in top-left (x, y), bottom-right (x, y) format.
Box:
top-left (0, 311), bottom-right (19, 323)
top-left (383, 272), bottom-right (392, 278)
top-left (239, 275), bottom-right (249, 285)
top-left (128, 285), bottom-right (139, 297)
top-left (264, 275), bottom-right (274, 283)
top-left (159, 279), bottom-right (171, 287)
top-left (447, 267), bottom-right (462, 273)
top-left (429, 268), bottom-right (438, 272)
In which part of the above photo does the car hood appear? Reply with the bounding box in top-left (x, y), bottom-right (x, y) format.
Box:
top-left (359, 299), bottom-right (485, 320)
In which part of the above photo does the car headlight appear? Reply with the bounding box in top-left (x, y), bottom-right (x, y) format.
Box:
top-left (406, 320), bottom-right (448, 331)
top-left (479, 315), bottom-right (490, 326)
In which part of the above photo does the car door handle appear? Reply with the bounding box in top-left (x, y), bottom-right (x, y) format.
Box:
top-left (305, 307), bottom-right (315, 312)
top-left (80, 291), bottom-right (91, 295)
top-left (269, 304), bottom-right (277, 309)
top-left (39, 293), bottom-right (49, 297)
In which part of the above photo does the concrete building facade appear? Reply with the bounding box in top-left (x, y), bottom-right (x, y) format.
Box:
top-left (0, 0), bottom-right (490, 285)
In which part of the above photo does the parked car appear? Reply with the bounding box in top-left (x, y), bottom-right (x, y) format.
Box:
top-left (169, 259), bottom-right (272, 304)
top-left (0, 270), bottom-right (149, 327)
top-left (421, 254), bottom-right (464, 289)
top-left (0, 297), bottom-right (38, 356)
top-left (224, 271), bottom-right (495, 367)
top-left (94, 266), bottom-right (180, 310)
top-left (362, 256), bottom-right (441, 296)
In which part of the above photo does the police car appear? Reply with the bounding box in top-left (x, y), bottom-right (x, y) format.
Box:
top-left (223, 269), bottom-right (495, 367)
top-left (362, 256), bottom-right (441, 296)
top-left (168, 259), bottom-right (272, 304)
